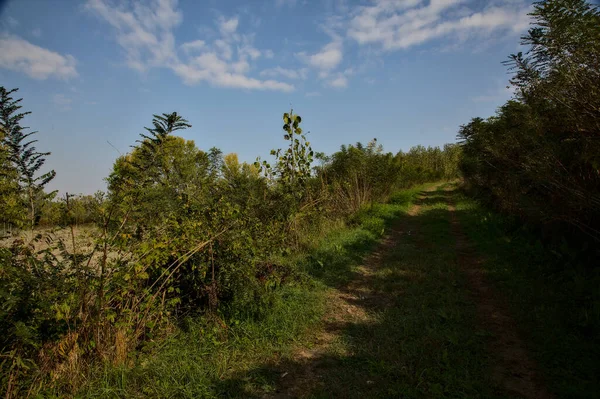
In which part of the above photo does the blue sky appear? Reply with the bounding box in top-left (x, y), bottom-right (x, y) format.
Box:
top-left (0, 0), bottom-right (531, 195)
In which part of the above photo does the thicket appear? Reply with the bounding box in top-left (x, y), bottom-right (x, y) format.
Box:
top-left (458, 0), bottom-right (600, 255)
top-left (0, 91), bottom-right (459, 395)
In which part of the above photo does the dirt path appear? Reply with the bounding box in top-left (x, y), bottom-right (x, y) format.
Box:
top-left (259, 184), bottom-right (552, 398)
top-left (266, 187), bottom-right (437, 398)
top-left (446, 189), bottom-right (553, 399)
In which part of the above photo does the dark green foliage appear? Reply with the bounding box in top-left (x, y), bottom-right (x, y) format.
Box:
top-left (0, 87), bottom-right (56, 231)
top-left (455, 191), bottom-right (600, 399)
top-left (459, 0), bottom-right (600, 251)
top-left (395, 143), bottom-right (461, 185)
top-left (37, 192), bottom-right (105, 226)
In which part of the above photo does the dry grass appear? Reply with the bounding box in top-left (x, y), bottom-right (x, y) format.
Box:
top-left (0, 224), bottom-right (125, 273)
top-left (1, 224), bottom-right (97, 252)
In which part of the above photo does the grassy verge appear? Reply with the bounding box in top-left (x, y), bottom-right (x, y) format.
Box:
top-left (453, 188), bottom-right (600, 399)
top-left (73, 184), bottom-right (433, 398)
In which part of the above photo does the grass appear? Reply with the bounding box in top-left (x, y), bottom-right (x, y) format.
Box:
top-left (72, 184), bottom-right (435, 398)
top-left (81, 285), bottom-right (324, 398)
top-left (453, 189), bottom-right (600, 399)
top-left (275, 183), bottom-right (502, 398)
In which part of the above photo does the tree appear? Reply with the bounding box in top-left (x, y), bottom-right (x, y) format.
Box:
top-left (507, 0), bottom-right (600, 135)
top-left (256, 109), bottom-right (314, 190)
top-left (0, 87), bottom-right (56, 231)
top-left (133, 112), bottom-right (192, 184)
top-left (459, 0), bottom-right (600, 243)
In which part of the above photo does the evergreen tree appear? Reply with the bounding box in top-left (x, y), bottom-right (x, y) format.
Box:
top-left (0, 87), bottom-right (56, 231)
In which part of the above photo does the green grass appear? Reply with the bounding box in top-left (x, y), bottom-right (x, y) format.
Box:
top-left (74, 184), bottom-right (434, 398)
top-left (453, 189), bottom-right (600, 399)
top-left (81, 285), bottom-right (324, 398)
top-left (289, 183), bottom-right (501, 398)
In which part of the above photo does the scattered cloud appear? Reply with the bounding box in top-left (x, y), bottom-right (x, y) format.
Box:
top-left (296, 37), bottom-right (348, 88)
top-left (172, 62), bottom-right (293, 91)
top-left (180, 39), bottom-right (206, 53)
top-left (85, 0), bottom-right (181, 72)
top-left (260, 66), bottom-right (308, 80)
top-left (325, 67), bottom-right (353, 88)
top-left (218, 16), bottom-right (238, 36)
top-left (32, 28), bottom-right (42, 38)
top-left (0, 35), bottom-right (78, 79)
top-left (53, 93), bottom-right (73, 110)
top-left (86, 0), bottom-right (293, 92)
top-left (305, 91), bottom-right (321, 97)
top-left (84, 0), bottom-right (531, 93)
top-left (297, 39), bottom-right (343, 71)
top-left (327, 75), bottom-right (347, 88)
top-left (347, 0), bottom-right (531, 51)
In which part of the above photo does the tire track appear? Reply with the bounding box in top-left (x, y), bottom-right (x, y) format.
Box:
top-left (446, 189), bottom-right (553, 399)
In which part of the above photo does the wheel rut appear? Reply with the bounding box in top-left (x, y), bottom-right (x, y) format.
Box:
top-left (446, 189), bottom-right (552, 399)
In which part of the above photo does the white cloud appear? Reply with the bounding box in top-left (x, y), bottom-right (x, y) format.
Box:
top-left (296, 33), bottom-right (354, 88)
top-left (0, 35), bottom-right (78, 80)
top-left (85, 0), bottom-right (181, 71)
top-left (327, 75), bottom-right (348, 88)
top-left (264, 49), bottom-right (275, 59)
top-left (239, 44), bottom-right (262, 60)
top-left (32, 28), bottom-right (42, 38)
top-left (172, 62), bottom-right (293, 91)
top-left (347, 0), bottom-right (531, 51)
top-left (180, 39), bottom-right (205, 53)
top-left (53, 93), bottom-right (73, 110)
top-left (86, 0), bottom-right (292, 92)
top-left (298, 39), bottom-right (343, 71)
top-left (218, 17), bottom-right (239, 36)
top-left (325, 68), bottom-right (353, 88)
top-left (214, 39), bottom-right (233, 60)
top-left (260, 66), bottom-right (308, 80)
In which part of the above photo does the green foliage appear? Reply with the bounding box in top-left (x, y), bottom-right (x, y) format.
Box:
top-left (459, 0), bottom-right (600, 250)
top-left (321, 139), bottom-right (397, 212)
top-left (0, 124), bottom-right (20, 231)
top-left (317, 140), bottom-right (460, 215)
top-left (0, 96), bottom-right (455, 397)
top-left (395, 143), bottom-right (461, 186)
top-left (256, 110), bottom-right (314, 189)
top-left (0, 87), bottom-right (56, 231)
